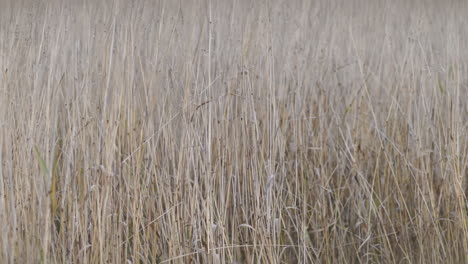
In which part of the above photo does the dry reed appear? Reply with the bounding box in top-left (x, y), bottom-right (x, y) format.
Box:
top-left (0, 0), bottom-right (467, 263)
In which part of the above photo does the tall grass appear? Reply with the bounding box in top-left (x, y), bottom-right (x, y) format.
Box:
top-left (0, 0), bottom-right (467, 263)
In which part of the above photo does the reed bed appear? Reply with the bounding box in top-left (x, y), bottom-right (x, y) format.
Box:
top-left (0, 0), bottom-right (467, 263)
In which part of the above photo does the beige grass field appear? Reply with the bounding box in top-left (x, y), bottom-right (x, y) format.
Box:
top-left (0, 0), bottom-right (467, 263)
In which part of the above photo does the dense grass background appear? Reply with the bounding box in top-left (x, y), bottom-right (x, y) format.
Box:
top-left (0, 0), bottom-right (467, 263)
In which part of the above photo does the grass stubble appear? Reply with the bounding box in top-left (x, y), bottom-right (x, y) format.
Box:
top-left (0, 0), bottom-right (467, 263)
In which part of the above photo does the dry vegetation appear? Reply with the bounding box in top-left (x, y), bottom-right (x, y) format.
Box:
top-left (0, 0), bottom-right (467, 263)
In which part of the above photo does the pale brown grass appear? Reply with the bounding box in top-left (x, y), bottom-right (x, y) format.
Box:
top-left (0, 0), bottom-right (467, 263)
